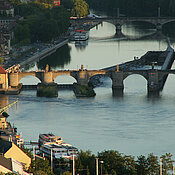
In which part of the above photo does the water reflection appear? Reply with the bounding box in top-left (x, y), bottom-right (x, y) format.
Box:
top-left (37, 44), bottom-right (71, 70)
top-left (162, 22), bottom-right (175, 41)
top-left (75, 40), bottom-right (88, 51)
top-left (0, 95), bottom-right (9, 108)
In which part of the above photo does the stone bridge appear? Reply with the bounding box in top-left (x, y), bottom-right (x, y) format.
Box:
top-left (71, 17), bottom-right (175, 33)
top-left (6, 65), bottom-right (175, 95)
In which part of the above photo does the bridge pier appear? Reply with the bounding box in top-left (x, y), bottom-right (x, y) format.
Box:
top-left (76, 65), bottom-right (89, 86)
top-left (147, 71), bottom-right (160, 93)
top-left (43, 72), bottom-right (53, 84)
top-left (111, 71), bottom-right (124, 97)
top-left (9, 73), bottom-right (19, 87)
top-left (156, 23), bottom-right (162, 31)
top-left (77, 70), bottom-right (89, 86)
top-left (115, 24), bottom-right (122, 35)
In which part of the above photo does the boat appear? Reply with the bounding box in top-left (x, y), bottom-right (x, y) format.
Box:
top-left (40, 142), bottom-right (78, 159)
top-left (38, 133), bottom-right (63, 148)
top-left (73, 29), bottom-right (89, 41)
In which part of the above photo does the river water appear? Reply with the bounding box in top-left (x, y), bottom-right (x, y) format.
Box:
top-left (3, 21), bottom-right (175, 158)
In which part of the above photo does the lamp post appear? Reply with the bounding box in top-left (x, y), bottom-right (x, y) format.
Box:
top-left (100, 161), bottom-right (104, 175)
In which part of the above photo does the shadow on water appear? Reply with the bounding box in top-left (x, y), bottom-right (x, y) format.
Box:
top-left (146, 91), bottom-right (162, 103)
top-left (112, 89), bottom-right (124, 98)
top-left (163, 22), bottom-right (175, 40)
top-left (37, 44), bottom-right (71, 70)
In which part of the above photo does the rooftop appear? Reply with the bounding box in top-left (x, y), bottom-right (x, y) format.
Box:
top-left (0, 67), bottom-right (7, 74)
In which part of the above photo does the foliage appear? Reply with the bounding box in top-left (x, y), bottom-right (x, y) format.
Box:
top-left (13, 2), bottom-right (70, 44)
top-left (86, 0), bottom-right (175, 17)
top-left (0, 57), bottom-right (3, 64)
top-left (37, 83), bottom-right (58, 97)
top-left (61, 171), bottom-right (72, 175)
top-left (147, 153), bottom-right (159, 175)
top-left (29, 158), bottom-right (54, 175)
top-left (75, 150), bottom-right (175, 175)
top-left (76, 150), bottom-right (96, 175)
top-left (73, 83), bottom-right (96, 97)
top-left (160, 153), bottom-right (173, 174)
top-left (72, 0), bottom-right (89, 17)
top-left (61, 0), bottom-right (73, 9)
top-left (136, 155), bottom-right (149, 175)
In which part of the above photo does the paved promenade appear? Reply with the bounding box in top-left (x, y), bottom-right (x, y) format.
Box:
top-left (3, 38), bottom-right (69, 69)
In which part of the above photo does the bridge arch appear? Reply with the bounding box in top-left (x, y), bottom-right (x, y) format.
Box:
top-left (53, 74), bottom-right (77, 84)
top-left (123, 73), bottom-right (147, 93)
top-left (161, 19), bottom-right (175, 26)
top-left (89, 74), bottom-right (112, 87)
top-left (18, 72), bottom-right (43, 85)
top-left (19, 75), bottom-right (41, 85)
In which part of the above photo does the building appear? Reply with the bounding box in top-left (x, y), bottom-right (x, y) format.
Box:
top-left (0, 0), bottom-right (14, 17)
top-left (0, 67), bottom-right (8, 89)
top-left (0, 115), bottom-right (8, 129)
top-left (0, 139), bottom-right (31, 170)
top-left (0, 155), bottom-right (32, 174)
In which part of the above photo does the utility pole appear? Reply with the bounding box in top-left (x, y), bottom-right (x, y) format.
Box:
top-left (160, 158), bottom-right (162, 175)
top-left (51, 148), bottom-right (53, 172)
top-left (73, 154), bottom-right (75, 175)
top-left (96, 158), bottom-right (99, 175)
top-left (33, 145), bottom-right (35, 161)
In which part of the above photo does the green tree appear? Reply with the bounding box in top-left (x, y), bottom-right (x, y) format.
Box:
top-left (161, 153), bottom-right (173, 175)
top-left (76, 150), bottom-right (96, 175)
top-left (136, 155), bottom-right (149, 175)
top-left (147, 153), bottom-right (159, 175)
top-left (111, 169), bottom-right (117, 175)
top-left (61, 0), bottom-right (73, 9)
top-left (72, 0), bottom-right (89, 17)
top-left (61, 171), bottom-right (72, 175)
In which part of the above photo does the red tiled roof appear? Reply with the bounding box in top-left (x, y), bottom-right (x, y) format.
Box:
top-left (0, 67), bottom-right (7, 74)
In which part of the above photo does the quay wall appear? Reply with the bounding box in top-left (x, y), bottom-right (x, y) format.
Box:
top-left (20, 39), bottom-right (69, 68)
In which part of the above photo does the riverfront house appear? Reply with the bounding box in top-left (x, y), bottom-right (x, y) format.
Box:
top-left (0, 139), bottom-right (31, 170)
top-left (0, 67), bottom-right (8, 89)
top-left (0, 155), bottom-right (32, 174)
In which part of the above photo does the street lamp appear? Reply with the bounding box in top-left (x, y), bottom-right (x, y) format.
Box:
top-left (100, 161), bottom-right (104, 175)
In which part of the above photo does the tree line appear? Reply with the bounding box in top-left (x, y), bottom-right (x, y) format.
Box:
top-left (9, 0), bottom-right (89, 45)
top-left (73, 150), bottom-right (174, 175)
top-left (5, 147), bottom-right (174, 175)
top-left (10, 1), bottom-right (70, 45)
top-left (85, 0), bottom-right (175, 17)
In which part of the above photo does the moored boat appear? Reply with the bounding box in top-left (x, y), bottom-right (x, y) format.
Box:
top-left (73, 29), bottom-right (89, 41)
top-left (40, 142), bottom-right (78, 159)
top-left (38, 133), bottom-right (63, 148)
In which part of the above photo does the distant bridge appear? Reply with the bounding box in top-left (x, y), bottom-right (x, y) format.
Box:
top-left (71, 16), bottom-right (175, 34)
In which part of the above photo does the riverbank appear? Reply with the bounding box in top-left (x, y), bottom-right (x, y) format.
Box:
top-left (3, 38), bottom-right (69, 70)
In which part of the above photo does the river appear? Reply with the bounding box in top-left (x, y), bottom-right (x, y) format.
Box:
top-left (3, 21), bottom-right (175, 158)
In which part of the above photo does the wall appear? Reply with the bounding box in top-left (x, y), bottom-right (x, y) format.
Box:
top-left (5, 143), bottom-right (31, 170)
